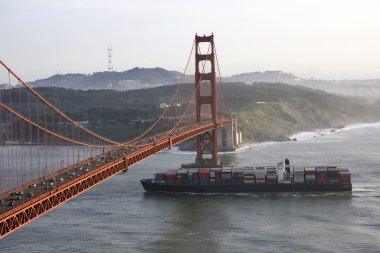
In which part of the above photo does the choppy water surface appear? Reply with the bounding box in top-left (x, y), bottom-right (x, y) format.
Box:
top-left (1, 123), bottom-right (380, 252)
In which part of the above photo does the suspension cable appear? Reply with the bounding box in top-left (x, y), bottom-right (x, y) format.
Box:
top-left (0, 39), bottom-right (196, 147)
top-left (119, 41), bottom-right (212, 148)
top-left (151, 40), bottom-right (213, 142)
top-left (0, 60), bottom-right (123, 146)
top-left (0, 102), bottom-right (114, 148)
top-left (119, 39), bottom-right (196, 145)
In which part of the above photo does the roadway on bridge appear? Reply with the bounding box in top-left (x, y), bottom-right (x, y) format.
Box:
top-left (0, 146), bottom-right (131, 215)
top-left (0, 123), bottom-right (210, 216)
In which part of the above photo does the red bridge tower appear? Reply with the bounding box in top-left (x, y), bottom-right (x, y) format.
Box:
top-left (195, 34), bottom-right (220, 166)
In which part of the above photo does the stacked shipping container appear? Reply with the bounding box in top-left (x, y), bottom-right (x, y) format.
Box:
top-left (339, 171), bottom-right (351, 185)
top-left (327, 167), bottom-right (340, 184)
top-left (304, 167), bottom-right (316, 184)
top-left (254, 167), bottom-right (266, 184)
top-left (154, 173), bottom-right (166, 184)
top-left (198, 168), bottom-right (210, 185)
top-left (266, 167), bottom-right (277, 184)
top-left (232, 169), bottom-right (244, 184)
top-left (165, 170), bottom-right (177, 185)
top-left (315, 166), bottom-right (328, 184)
top-left (156, 165), bottom-right (351, 186)
top-left (243, 168), bottom-right (254, 184)
top-left (176, 170), bottom-right (188, 185)
top-left (222, 168), bottom-right (232, 184)
top-left (188, 169), bottom-right (199, 185)
top-left (293, 167), bottom-right (305, 184)
top-left (210, 168), bottom-right (222, 185)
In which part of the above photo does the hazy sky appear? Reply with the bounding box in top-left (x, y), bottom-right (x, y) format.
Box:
top-left (1, 0), bottom-right (380, 81)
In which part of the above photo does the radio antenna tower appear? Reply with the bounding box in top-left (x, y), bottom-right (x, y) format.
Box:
top-left (107, 44), bottom-right (113, 71)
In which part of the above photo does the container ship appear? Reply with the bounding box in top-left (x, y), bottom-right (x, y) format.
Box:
top-left (140, 165), bottom-right (352, 193)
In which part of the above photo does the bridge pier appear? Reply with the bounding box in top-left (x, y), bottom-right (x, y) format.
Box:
top-left (195, 157), bottom-right (221, 167)
top-left (217, 115), bottom-right (242, 151)
top-left (218, 124), bottom-right (234, 151)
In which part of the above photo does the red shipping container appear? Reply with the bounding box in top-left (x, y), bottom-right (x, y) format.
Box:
top-left (316, 177), bottom-right (328, 184)
top-left (198, 168), bottom-right (210, 180)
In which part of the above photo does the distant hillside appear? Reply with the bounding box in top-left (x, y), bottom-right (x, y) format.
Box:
top-left (4, 82), bottom-right (380, 143)
top-left (224, 71), bottom-right (380, 98)
top-left (24, 68), bottom-right (380, 97)
top-left (28, 67), bottom-right (192, 91)
top-left (223, 71), bottom-right (299, 83)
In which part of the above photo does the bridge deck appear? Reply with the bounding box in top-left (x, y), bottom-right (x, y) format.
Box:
top-left (0, 120), bottom-right (230, 237)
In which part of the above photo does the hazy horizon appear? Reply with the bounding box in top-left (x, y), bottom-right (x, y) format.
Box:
top-left (25, 67), bottom-right (380, 83)
top-left (1, 0), bottom-right (379, 81)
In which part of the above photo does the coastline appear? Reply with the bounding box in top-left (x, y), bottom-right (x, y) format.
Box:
top-left (237, 121), bottom-right (380, 152)
top-left (166, 121), bottom-right (380, 155)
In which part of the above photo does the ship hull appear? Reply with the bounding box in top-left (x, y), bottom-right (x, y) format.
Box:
top-left (140, 179), bottom-right (352, 193)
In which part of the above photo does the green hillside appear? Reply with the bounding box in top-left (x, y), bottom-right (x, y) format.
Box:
top-left (3, 83), bottom-right (380, 143)
top-left (222, 83), bottom-right (380, 142)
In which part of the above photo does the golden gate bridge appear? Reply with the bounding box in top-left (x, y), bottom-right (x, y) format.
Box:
top-left (0, 34), bottom-right (232, 238)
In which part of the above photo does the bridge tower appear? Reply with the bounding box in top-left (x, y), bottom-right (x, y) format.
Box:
top-left (195, 34), bottom-right (220, 167)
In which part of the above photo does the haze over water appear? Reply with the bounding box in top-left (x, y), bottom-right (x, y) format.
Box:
top-left (1, 123), bottom-right (380, 252)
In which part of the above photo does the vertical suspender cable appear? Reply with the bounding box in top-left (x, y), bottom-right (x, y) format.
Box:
top-left (36, 99), bottom-right (41, 193)
top-left (44, 104), bottom-right (47, 177)
top-left (28, 92), bottom-right (33, 181)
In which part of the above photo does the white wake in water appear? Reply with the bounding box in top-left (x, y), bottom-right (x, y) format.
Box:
top-left (289, 121), bottom-right (380, 142)
top-left (340, 122), bottom-right (380, 131)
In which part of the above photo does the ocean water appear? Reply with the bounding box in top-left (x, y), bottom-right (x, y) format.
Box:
top-left (1, 123), bottom-right (380, 252)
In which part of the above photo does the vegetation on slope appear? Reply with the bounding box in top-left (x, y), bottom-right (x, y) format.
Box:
top-left (3, 83), bottom-right (380, 143)
top-left (222, 83), bottom-right (380, 142)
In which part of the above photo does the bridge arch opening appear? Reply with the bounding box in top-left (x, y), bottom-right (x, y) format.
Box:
top-left (197, 42), bottom-right (212, 55)
top-left (198, 60), bottom-right (212, 74)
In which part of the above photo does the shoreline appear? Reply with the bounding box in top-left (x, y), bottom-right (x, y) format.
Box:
top-left (166, 121), bottom-right (380, 155)
top-left (237, 121), bottom-right (380, 152)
